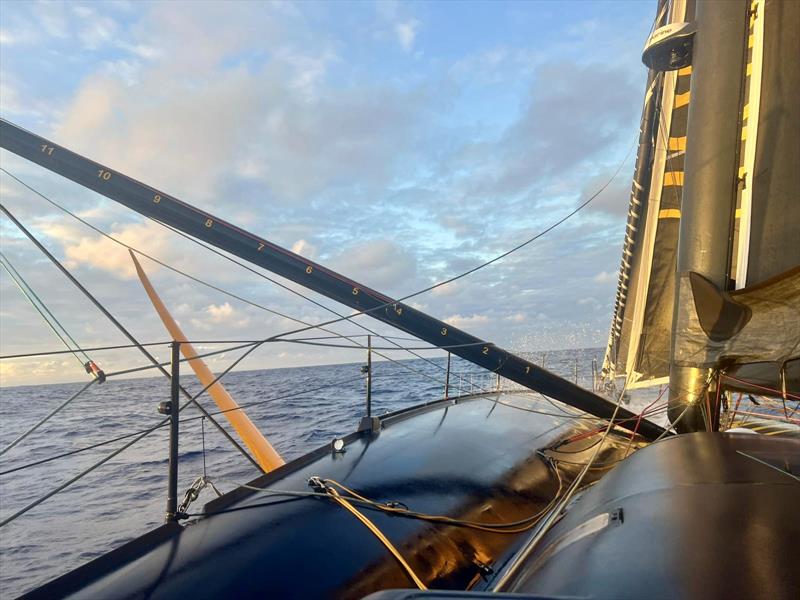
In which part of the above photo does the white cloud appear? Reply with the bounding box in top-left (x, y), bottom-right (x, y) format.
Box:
top-left (444, 314), bottom-right (490, 329)
top-left (395, 19), bottom-right (419, 52)
top-left (37, 220), bottom-right (174, 280)
top-left (593, 270), bottom-right (617, 284)
top-left (291, 239), bottom-right (317, 258)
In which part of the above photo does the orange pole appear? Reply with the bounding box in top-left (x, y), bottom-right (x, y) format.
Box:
top-left (129, 250), bottom-right (284, 472)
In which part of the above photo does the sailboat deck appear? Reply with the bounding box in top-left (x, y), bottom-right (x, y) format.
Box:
top-left (24, 392), bottom-right (623, 599)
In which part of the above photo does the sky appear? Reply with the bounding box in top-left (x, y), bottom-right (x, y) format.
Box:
top-left (0, 0), bottom-right (656, 386)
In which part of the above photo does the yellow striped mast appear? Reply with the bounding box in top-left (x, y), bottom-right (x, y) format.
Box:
top-left (129, 250), bottom-right (284, 472)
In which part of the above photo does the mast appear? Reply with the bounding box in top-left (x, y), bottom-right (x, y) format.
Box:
top-left (667, 0), bottom-right (749, 431)
top-left (0, 119), bottom-right (667, 440)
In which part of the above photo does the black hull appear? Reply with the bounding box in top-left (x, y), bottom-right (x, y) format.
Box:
top-left (20, 392), bottom-right (632, 599)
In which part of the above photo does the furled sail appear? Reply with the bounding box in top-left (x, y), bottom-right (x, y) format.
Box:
top-left (603, 0), bottom-right (695, 389)
top-left (606, 0), bottom-right (799, 400)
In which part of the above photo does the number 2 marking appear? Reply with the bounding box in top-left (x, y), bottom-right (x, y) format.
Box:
top-left (482, 346), bottom-right (489, 355)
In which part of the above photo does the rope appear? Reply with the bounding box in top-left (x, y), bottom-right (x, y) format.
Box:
top-left (493, 375), bottom-right (631, 591)
top-left (313, 479), bottom-right (427, 590)
top-left (721, 374), bottom-right (800, 401)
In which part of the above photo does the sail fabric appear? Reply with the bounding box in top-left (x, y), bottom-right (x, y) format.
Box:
top-left (672, 267), bottom-right (800, 385)
top-left (742, 0), bottom-right (800, 285)
top-left (633, 62), bottom-right (691, 382)
top-left (602, 0), bottom-right (694, 387)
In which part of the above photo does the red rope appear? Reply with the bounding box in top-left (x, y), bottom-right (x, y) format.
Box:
top-left (721, 374), bottom-right (800, 401)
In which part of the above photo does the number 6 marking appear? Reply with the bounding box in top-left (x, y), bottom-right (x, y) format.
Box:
top-left (305, 265), bottom-right (313, 274)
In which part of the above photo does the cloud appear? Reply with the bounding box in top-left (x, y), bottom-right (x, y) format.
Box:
top-left (38, 220), bottom-right (174, 280)
top-left (190, 302), bottom-right (250, 330)
top-left (291, 239), bottom-right (317, 259)
top-left (444, 314), bottom-right (490, 329)
top-left (395, 19), bottom-right (419, 52)
top-left (593, 270), bottom-right (617, 284)
top-left (330, 239), bottom-right (417, 293)
top-left (0, 1), bottom-right (653, 385)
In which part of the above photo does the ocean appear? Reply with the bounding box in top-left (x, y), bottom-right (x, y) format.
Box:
top-left (1, 347), bottom-right (627, 597)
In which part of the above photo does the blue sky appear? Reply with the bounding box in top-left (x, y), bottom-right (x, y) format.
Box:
top-left (0, 0), bottom-right (656, 385)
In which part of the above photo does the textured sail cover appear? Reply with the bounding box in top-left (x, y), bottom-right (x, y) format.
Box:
top-left (673, 267), bottom-right (800, 390)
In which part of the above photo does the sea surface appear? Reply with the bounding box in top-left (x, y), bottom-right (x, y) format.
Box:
top-left (1, 347), bottom-right (647, 597)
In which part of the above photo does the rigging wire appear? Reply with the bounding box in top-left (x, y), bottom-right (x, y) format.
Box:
top-left (0, 203), bottom-right (264, 473)
top-left (156, 220), bottom-right (462, 386)
top-left (0, 379), bottom-right (97, 457)
top-left (0, 374), bottom-right (364, 477)
top-left (2, 137), bottom-right (634, 390)
top-left (0, 335), bottom-right (428, 360)
top-left (1, 341), bottom-right (172, 360)
top-left (0, 252), bottom-right (91, 370)
top-left (0, 169), bottom-right (488, 392)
